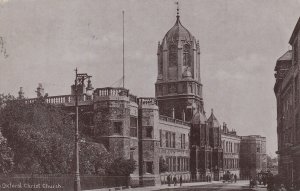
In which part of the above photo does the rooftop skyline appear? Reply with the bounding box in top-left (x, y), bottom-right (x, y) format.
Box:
top-left (1, 0), bottom-right (300, 157)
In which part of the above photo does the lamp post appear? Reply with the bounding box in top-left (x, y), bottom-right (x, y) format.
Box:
top-left (74, 68), bottom-right (93, 191)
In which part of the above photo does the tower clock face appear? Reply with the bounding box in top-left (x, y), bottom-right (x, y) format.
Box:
top-left (169, 45), bottom-right (177, 66)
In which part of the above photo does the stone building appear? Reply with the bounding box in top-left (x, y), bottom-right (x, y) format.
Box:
top-left (274, 17), bottom-right (300, 186)
top-left (239, 135), bottom-right (267, 179)
top-left (154, 9), bottom-right (223, 182)
top-left (207, 110), bottom-right (223, 180)
top-left (155, 10), bottom-right (203, 122)
top-left (221, 123), bottom-right (241, 178)
top-left (17, 7), bottom-right (268, 187)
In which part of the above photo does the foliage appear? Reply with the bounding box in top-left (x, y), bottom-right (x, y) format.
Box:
top-left (0, 95), bottom-right (111, 174)
top-left (267, 155), bottom-right (272, 169)
top-left (0, 132), bottom-right (14, 174)
top-left (79, 141), bottom-right (111, 175)
top-left (105, 157), bottom-right (136, 176)
top-left (159, 157), bottom-right (168, 173)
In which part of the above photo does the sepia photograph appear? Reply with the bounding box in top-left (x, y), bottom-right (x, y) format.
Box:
top-left (0, 0), bottom-right (299, 190)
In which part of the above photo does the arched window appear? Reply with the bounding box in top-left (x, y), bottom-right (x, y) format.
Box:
top-left (183, 44), bottom-right (191, 67)
top-left (169, 45), bottom-right (177, 66)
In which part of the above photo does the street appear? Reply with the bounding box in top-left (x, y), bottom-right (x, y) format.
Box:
top-left (157, 181), bottom-right (266, 191)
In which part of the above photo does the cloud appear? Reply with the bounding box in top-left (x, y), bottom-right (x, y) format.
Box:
top-left (0, 0), bottom-right (9, 4)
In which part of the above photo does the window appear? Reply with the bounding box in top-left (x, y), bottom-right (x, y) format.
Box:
top-left (172, 133), bottom-right (176, 148)
top-left (130, 117), bottom-right (137, 137)
top-left (166, 132), bottom-right (169, 147)
top-left (113, 121), bottom-right (122, 134)
top-left (146, 127), bottom-right (153, 138)
top-left (169, 45), bottom-right (177, 66)
top-left (146, 162), bottom-right (153, 174)
top-left (181, 134), bottom-right (186, 149)
top-left (159, 130), bottom-right (162, 147)
top-left (166, 157), bottom-right (170, 172)
top-left (183, 44), bottom-right (191, 67)
top-left (173, 157), bottom-right (176, 172)
top-left (130, 150), bottom-right (134, 160)
top-left (257, 147), bottom-right (260, 153)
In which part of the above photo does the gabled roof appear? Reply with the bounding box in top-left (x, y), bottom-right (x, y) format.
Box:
top-left (207, 109), bottom-right (221, 128)
top-left (289, 17), bottom-right (300, 45)
top-left (277, 50), bottom-right (292, 61)
top-left (275, 50), bottom-right (292, 71)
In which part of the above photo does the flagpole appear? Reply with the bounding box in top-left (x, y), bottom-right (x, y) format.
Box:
top-left (122, 10), bottom-right (125, 88)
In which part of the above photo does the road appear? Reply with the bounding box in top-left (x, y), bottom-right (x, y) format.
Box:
top-left (158, 182), bottom-right (266, 191)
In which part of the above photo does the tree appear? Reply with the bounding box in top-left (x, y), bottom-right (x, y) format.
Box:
top-left (0, 132), bottom-right (14, 174)
top-left (105, 157), bottom-right (136, 187)
top-left (267, 155), bottom-right (272, 169)
top-left (105, 157), bottom-right (136, 176)
top-left (0, 96), bottom-right (111, 174)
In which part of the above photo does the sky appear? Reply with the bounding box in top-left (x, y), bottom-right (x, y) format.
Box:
top-left (0, 0), bottom-right (299, 157)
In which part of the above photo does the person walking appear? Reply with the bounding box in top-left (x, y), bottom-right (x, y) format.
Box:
top-left (179, 175), bottom-right (183, 186)
top-left (167, 174), bottom-right (171, 186)
top-left (234, 174), bottom-right (237, 183)
top-left (173, 176), bottom-right (177, 186)
top-left (278, 184), bottom-right (287, 191)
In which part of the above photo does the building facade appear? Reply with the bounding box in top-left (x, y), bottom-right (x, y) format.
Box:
top-left (221, 124), bottom-right (241, 178)
top-left (16, 8), bottom-right (268, 187)
top-left (274, 17), bottom-right (300, 186)
top-left (239, 135), bottom-right (267, 179)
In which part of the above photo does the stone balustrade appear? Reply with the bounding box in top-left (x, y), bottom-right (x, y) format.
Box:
top-left (23, 87), bottom-right (138, 105)
top-left (159, 115), bottom-right (190, 126)
top-left (94, 87), bottom-right (129, 97)
top-left (24, 94), bottom-right (91, 105)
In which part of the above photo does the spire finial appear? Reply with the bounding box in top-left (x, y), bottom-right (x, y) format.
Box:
top-left (175, 1), bottom-right (180, 19)
top-left (211, 108), bottom-right (214, 114)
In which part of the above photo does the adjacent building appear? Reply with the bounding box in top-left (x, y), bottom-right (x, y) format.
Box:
top-left (221, 124), bottom-right (241, 178)
top-left (274, 17), bottom-right (300, 186)
top-left (239, 135), bottom-right (267, 179)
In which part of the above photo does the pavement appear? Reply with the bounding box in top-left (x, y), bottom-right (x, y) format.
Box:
top-left (85, 180), bottom-right (268, 191)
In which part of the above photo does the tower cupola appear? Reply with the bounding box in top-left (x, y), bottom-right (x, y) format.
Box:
top-left (155, 9), bottom-right (203, 121)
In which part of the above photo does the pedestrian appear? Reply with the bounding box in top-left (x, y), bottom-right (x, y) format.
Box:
top-left (278, 184), bottom-right (287, 191)
top-left (167, 174), bottom-right (171, 186)
top-left (234, 174), bottom-right (237, 183)
top-left (173, 176), bottom-right (177, 186)
top-left (179, 175), bottom-right (183, 186)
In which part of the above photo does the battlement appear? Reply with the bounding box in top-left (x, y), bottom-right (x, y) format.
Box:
top-left (138, 97), bottom-right (157, 106)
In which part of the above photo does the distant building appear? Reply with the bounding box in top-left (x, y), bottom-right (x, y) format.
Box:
top-left (274, 17), bottom-right (300, 186)
top-left (239, 135), bottom-right (267, 179)
top-left (221, 123), bottom-right (241, 178)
